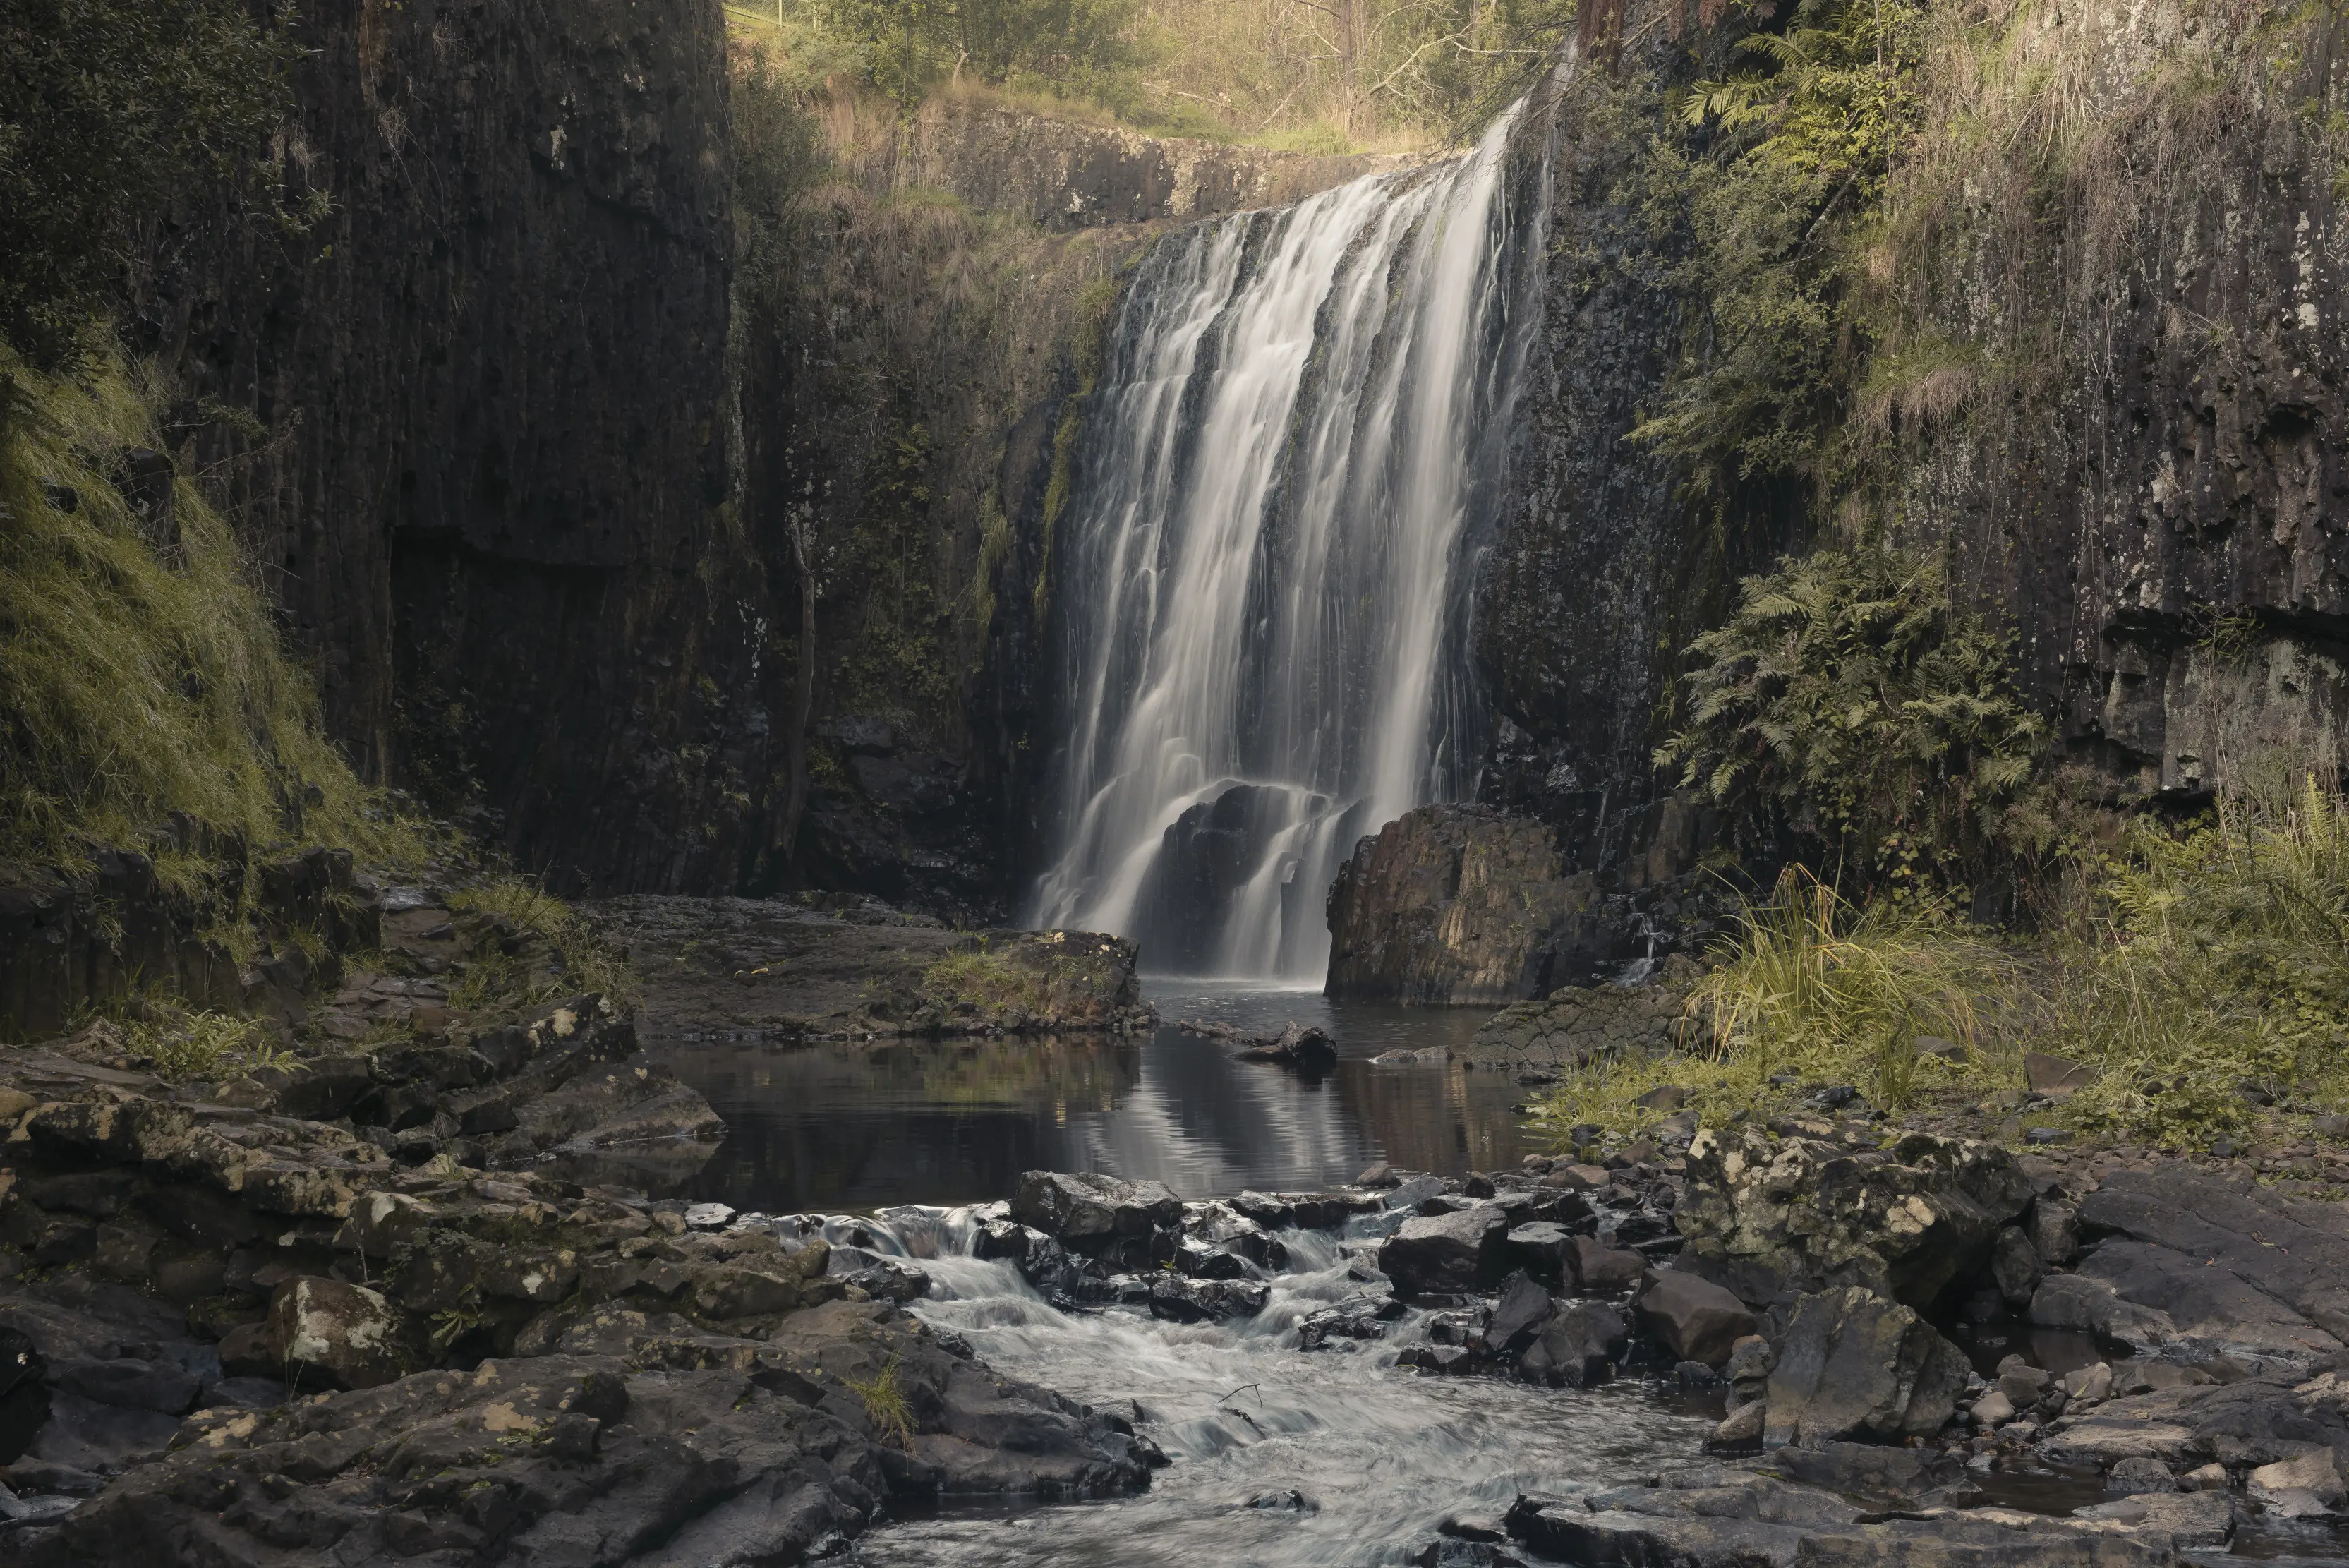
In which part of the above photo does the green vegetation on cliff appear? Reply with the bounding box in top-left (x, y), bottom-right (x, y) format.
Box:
top-left (0, 0), bottom-right (298, 368)
top-left (0, 347), bottom-right (406, 884)
top-left (730, 0), bottom-right (1575, 149)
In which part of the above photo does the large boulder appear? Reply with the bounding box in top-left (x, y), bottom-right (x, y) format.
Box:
top-left (1638, 1269), bottom-right (1758, 1368)
top-left (1674, 1128), bottom-right (2034, 1308)
top-left (1011, 1171), bottom-right (1183, 1247)
top-left (1324, 805), bottom-right (1593, 1005)
top-left (1763, 1287), bottom-right (1970, 1447)
top-left (1379, 1207), bottom-right (1509, 1296)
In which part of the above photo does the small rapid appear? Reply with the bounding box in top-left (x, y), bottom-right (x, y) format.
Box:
top-left (809, 1204), bottom-right (1711, 1567)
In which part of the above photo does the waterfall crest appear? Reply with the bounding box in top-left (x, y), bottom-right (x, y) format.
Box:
top-left (1032, 90), bottom-right (1555, 982)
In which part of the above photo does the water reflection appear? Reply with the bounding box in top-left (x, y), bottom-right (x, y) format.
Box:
top-left (663, 986), bottom-right (1532, 1212)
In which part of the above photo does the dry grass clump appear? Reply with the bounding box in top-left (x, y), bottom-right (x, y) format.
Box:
top-left (1542, 764), bottom-right (2349, 1152)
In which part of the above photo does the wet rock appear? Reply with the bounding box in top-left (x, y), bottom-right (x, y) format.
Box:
top-left (1483, 1272), bottom-right (1557, 1354)
top-left (1710, 1401), bottom-right (1767, 1450)
top-left (1148, 1277), bottom-right (1268, 1324)
top-left (1297, 1300), bottom-right (1391, 1350)
top-left (1761, 1442), bottom-right (1969, 1507)
top-left (1637, 1269), bottom-right (1758, 1368)
top-left (1763, 1287), bottom-right (1970, 1447)
top-left (2070, 1488), bottom-right (2234, 1549)
top-left (1992, 1225), bottom-right (2043, 1308)
top-left (1414, 1540), bottom-right (1526, 1568)
top-left (1400, 1344), bottom-right (1479, 1375)
top-left (1013, 1170), bottom-right (1184, 1248)
top-left (1675, 1128), bottom-right (2034, 1310)
top-left (1233, 1023), bottom-right (1338, 1072)
top-left (1566, 1235), bottom-right (1645, 1294)
top-left (974, 1219), bottom-right (1078, 1295)
top-left (1379, 1207), bottom-right (1509, 1296)
top-left (42, 1358), bottom-right (200, 1417)
top-left (1461, 985), bottom-right (1689, 1079)
top-left (1324, 805), bottom-right (1593, 1005)
top-left (1518, 1301), bottom-right (1628, 1387)
top-left (0, 1327), bottom-right (49, 1464)
top-left (826, 1247), bottom-right (929, 1303)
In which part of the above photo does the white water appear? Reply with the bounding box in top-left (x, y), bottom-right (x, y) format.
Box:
top-left (1031, 89), bottom-right (1556, 982)
top-left (828, 1205), bottom-right (1709, 1568)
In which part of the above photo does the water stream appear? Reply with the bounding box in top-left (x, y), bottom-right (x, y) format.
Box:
top-left (1030, 87), bottom-right (1554, 982)
top-left (829, 1207), bottom-right (1715, 1568)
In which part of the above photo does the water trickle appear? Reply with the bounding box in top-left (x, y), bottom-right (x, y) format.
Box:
top-left (1032, 89), bottom-right (1557, 982)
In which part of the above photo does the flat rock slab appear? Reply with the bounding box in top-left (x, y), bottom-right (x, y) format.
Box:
top-left (592, 896), bottom-right (1150, 1038)
top-left (1456, 984), bottom-right (1688, 1075)
top-left (2065, 1167), bottom-right (2349, 1363)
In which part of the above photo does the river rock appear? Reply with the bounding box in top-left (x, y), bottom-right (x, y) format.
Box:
top-left (1566, 1235), bottom-right (1646, 1293)
top-left (2248, 1446), bottom-right (2346, 1506)
top-left (0, 1327), bottom-right (50, 1463)
top-left (1456, 984), bottom-right (1688, 1078)
top-left (1674, 1128), bottom-right (2034, 1309)
top-left (2071, 1489), bottom-right (2234, 1549)
top-left (1505, 1221), bottom-right (1576, 1285)
top-left (1763, 1287), bottom-right (1969, 1447)
top-left (1637, 1269), bottom-right (1758, 1368)
top-left (1517, 1301), bottom-right (1627, 1387)
top-left (1149, 1277), bottom-right (1269, 1324)
top-left (1012, 1171), bottom-right (1184, 1248)
top-left (1484, 1272), bottom-right (1557, 1354)
top-left (1380, 1207), bottom-right (1508, 1296)
top-left (1234, 1023), bottom-right (1338, 1071)
top-left (264, 1276), bottom-right (415, 1391)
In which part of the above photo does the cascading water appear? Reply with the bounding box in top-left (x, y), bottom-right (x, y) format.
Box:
top-left (1030, 85), bottom-right (1557, 982)
top-left (824, 1202), bottom-right (1710, 1568)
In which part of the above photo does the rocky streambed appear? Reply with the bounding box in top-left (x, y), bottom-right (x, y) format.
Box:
top-left (2, 946), bottom-right (2348, 1566)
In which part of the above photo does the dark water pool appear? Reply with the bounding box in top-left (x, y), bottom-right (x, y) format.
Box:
top-left (663, 984), bottom-right (1530, 1212)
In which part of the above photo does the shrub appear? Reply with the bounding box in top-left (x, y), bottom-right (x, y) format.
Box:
top-left (121, 1004), bottom-right (291, 1083)
top-left (0, 0), bottom-right (297, 368)
top-left (1656, 545), bottom-right (2045, 887)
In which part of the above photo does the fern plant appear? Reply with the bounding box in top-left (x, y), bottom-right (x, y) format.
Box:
top-left (1657, 545), bottom-right (2045, 886)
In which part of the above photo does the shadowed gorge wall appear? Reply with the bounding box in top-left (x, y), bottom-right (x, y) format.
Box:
top-left (138, 0), bottom-right (762, 893)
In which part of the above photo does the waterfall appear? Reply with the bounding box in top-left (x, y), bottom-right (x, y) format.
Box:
top-left (1032, 88), bottom-right (1554, 982)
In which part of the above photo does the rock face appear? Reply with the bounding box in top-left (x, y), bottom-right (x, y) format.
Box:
top-left (1674, 1128), bottom-right (2034, 1308)
top-left (1324, 806), bottom-right (1593, 1004)
top-left (1477, 0), bottom-right (2349, 880)
top-left (1455, 978), bottom-right (1691, 1079)
top-left (138, 0), bottom-right (753, 895)
top-left (1762, 1288), bottom-right (1971, 1448)
top-left (846, 93), bottom-right (1420, 231)
top-left (2030, 1166), bottom-right (2349, 1364)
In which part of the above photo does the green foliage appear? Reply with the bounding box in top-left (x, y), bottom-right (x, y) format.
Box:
top-left (0, 0), bottom-right (298, 367)
top-left (0, 345), bottom-right (418, 879)
top-left (1657, 545), bottom-right (2044, 884)
top-left (2048, 769), bottom-right (2349, 1147)
top-left (121, 1003), bottom-right (292, 1083)
top-left (1626, 0), bottom-right (1926, 500)
top-left (816, 0), bottom-right (1143, 101)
